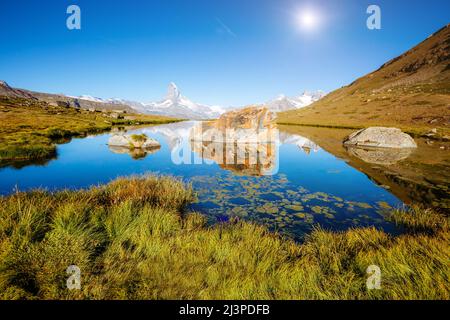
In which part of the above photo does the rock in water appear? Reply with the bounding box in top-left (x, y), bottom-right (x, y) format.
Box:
top-left (344, 127), bottom-right (417, 148)
top-left (108, 135), bottom-right (131, 148)
top-left (189, 106), bottom-right (279, 176)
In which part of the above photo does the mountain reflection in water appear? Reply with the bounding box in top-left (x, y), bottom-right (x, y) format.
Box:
top-left (141, 121), bottom-right (321, 176)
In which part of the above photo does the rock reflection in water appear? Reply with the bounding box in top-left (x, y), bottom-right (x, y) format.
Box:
top-left (191, 140), bottom-right (278, 176)
top-left (188, 125), bottom-right (321, 176)
top-left (345, 146), bottom-right (413, 165)
top-left (189, 107), bottom-right (279, 176)
top-left (108, 145), bottom-right (160, 160)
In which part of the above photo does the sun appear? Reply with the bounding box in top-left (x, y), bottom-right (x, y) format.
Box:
top-left (297, 8), bottom-right (321, 32)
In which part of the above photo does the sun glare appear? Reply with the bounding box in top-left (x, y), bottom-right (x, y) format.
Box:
top-left (297, 8), bottom-right (321, 32)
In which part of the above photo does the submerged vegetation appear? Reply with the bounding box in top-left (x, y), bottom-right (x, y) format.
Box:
top-left (0, 175), bottom-right (448, 300)
top-left (0, 96), bottom-right (180, 164)
top-left (190, 173), bottom-right (397, 239)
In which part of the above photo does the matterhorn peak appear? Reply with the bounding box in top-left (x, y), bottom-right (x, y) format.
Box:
top-left (166, 82), bottom-right (181, 101)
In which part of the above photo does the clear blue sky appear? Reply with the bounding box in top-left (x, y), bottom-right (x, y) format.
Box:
top-left (0, 0), bottom-right (449, 107)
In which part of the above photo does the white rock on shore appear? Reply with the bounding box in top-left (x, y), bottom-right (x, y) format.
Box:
top-left (344, 127), bottom-right (417, 149)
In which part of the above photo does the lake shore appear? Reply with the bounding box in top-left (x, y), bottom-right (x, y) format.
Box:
top-left (0, 96), bottom-right (182, 164)
top-left (1, 175), bottom-right (448, 300)
top-left (276, 121), bottom-right (450, 141)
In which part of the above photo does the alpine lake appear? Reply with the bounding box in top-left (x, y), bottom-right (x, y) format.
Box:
top-left (0, 121), bottom-right (448, 240)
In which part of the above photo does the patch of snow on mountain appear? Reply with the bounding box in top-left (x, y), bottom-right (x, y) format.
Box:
top-left (266, 90), bottom-right (326, 112)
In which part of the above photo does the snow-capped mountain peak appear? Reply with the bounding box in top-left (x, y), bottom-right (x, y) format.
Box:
top-left (266, 90), bottom-right (326, 112)
top-left (138, 83), bottom-right (224, 119)
top-left (76, 95), bottom-right (105, 103)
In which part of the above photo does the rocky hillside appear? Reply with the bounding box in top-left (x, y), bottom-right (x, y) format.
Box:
top-left (0, 81), bottom-right (134, 112)
top-left (0, 80), bottom-right (36, 100)
top-left (277, 24), bottom-right (450, 136)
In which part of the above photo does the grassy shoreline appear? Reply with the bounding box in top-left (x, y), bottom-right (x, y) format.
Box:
top-left (276, 121), bottom-right (449, 140)
top-left (0, 175), bottom-right (448, 300)
top-left (0, 96), bottom-right (181, 163)
top-left (276, 122), bottom-right (363, 131)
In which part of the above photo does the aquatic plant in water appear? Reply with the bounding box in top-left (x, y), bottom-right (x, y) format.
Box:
top-left (189, 172), bottom-right (396, 239)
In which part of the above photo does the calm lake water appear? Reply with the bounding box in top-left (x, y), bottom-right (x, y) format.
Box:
top-left (0, 121), bottom-right (404, 239)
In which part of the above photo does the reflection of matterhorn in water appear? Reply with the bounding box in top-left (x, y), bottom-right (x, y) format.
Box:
top-left (279, 132), bottom-right (320, 155)
top-left (140, 107), bottom-right (320, 176)
top-left (141, 121), bottom-right (196, 150)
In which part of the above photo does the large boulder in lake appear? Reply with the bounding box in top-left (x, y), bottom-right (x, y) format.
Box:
top-left (108, 133), bottom-right (160, 149)
top-left (188, 106), bottom-right (279, 176)
top-left (214, 106), bottom-right (276, 131)
top-left (344, 127), bottom-right (417, 149)
top-left (190, 106), bottom-right (278, 143)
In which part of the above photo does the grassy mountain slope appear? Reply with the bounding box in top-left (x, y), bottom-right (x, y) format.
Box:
top-left (277, 24), bottom-right (450, 137)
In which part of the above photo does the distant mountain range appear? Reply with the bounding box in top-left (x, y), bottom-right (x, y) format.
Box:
top-left (72, 83), bottom-right (325, 119)
top-left (105, 83), bottom-right (226, 120)
top-left (1, 79), bottom-right (326, 119)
